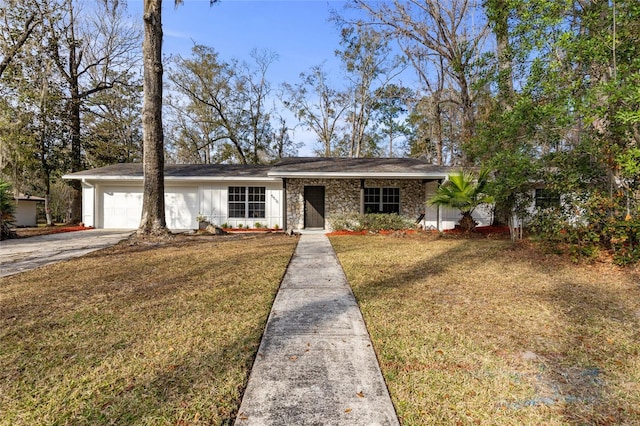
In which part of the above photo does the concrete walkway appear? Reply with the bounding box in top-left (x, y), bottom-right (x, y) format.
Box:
top-left (236, 233), bottom-right (399, 425)
top-left (0, 229), bottom-right (133, 278)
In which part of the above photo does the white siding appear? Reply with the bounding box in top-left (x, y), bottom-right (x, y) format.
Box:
top-left (82, 184), bottom-right (95, 227)
top-left (423, 181), bottom-right (440, 230)
top-left (165, 186), bottom-right (199, 230)
top-left (199, 182), bottom-right (283, 228)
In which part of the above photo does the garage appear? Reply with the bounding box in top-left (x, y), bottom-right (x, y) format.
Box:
top-left (101, 186), bottom-right (198, 230)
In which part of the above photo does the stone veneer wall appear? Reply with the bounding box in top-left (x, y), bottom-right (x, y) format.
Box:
top-left (286, 178), bottom-right (426, 231)
top-left (286, 178), bottom-right (360, 231)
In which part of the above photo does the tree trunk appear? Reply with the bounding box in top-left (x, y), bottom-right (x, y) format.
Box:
top-left (44, 188), bottom-right (53, 226)
top-left (138, 0), bottom-right (167, 236)
top-left (68, 93), bottom-right (83, 224)
top-left (487, 0), bottom-right (514, 107)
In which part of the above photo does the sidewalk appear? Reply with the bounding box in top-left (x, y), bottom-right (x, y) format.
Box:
top-left (236, 233), bottom-right (399, 425)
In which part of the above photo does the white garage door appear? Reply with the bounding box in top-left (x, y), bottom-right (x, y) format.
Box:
top-left (103, 187), bottom-right (143, 229)
top-left (102, 186), bottom-right (198, 230)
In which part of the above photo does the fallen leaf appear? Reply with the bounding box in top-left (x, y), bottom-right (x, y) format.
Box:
top-left (356, 391), bottom-right (364, 398)
top-left (289, 355), bottom-right (298, 361)
top-left (345, 408), bottom-right (352, 413)
top-left (238, 412), bottom-right (249, 420)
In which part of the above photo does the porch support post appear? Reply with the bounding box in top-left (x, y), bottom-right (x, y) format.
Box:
top-left (436, 179), bottom-right (442, 231)
top-left (282, 178), bottom-right (288, 231)
top-left (360, 179), bottom-right (365, 214)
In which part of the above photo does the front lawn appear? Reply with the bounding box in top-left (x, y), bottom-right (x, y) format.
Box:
top-left (0, 234), bottom-right (297, 425)
top-left (330, 234), bottom-right (640, 425)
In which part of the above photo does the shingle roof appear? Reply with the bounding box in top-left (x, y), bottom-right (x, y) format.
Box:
top-left (15, 193), bottom-right (46, 201)
top-left (269, 157), bottom-right (452, 178)
top-left (64, 163), bottom-right (273, 180)
top-left (64, 158), bottom-right (454, 181)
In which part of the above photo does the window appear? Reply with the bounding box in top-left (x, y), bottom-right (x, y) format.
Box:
top-left (229, 186), bottom-right (265, 218)
top-left (535, 188), bottom-right (560, 209)
top-left (364, 187), bottom-right (400, 214)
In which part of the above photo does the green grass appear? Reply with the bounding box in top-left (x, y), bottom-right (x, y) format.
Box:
top-left (330, 234), bottom-right (640, 425)
top-left (0, 234), bottom-right (297, 425)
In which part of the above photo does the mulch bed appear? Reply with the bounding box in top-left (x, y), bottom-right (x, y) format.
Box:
top-left (327, 226), bottom-right (511, 237)
top-left (14, 225), bottom-right (93, 238)
top-left (326, 229), bottom-right (418, 236)
top-left (443, 225), bottom-right (511, 235)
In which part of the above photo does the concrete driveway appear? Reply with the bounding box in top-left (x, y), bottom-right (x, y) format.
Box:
top-left (0, 229), bottom-right (134, 278)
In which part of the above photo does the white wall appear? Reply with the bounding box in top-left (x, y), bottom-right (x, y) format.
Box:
top-left (199, 182), bottom-right (283, 229)
top-left (86, 180), bottom-right (284, 230)
top-left (82, 184), bottom-right (95, 227)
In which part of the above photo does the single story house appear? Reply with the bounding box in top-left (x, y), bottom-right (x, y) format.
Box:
top-left (13, 194), bottom-right (45, 227)
top-left (63, 157), bottom-right (493, 231)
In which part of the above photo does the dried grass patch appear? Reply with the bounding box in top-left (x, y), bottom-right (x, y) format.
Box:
top-left (0, 234), bottom-right (297, 425)
top-left (330, 235), bottom-right (640, 425)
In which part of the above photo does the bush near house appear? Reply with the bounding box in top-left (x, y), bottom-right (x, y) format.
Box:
top-left (529, 191), bottom-right (640, 266)
top-left (329, 213), bottom-right (415, 233)
top-left (428, 168), bottom-right (493, 232)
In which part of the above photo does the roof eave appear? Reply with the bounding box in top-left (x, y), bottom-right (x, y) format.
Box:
top-left (268, 172), bottom-right (449, 179)
top-left (63, 175), bottom-right (278, 182)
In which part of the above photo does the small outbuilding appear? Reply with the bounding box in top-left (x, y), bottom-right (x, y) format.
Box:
top-left (13, 194), bottom-right (45, 227)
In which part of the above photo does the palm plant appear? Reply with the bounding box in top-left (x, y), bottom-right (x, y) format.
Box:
top-left (0, 179), bottom-right (16, 240)
top-left (429, 168), bottom-right (494, 231)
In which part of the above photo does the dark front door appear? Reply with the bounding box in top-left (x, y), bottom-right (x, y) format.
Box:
top-left (304, 186), bottom-right (325, 229)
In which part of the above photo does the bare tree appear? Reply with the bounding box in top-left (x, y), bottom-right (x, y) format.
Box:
top-left (336, 25), bottom-right (404, 157)
top-left (168, 45), bottom-right (278, 165)
top-left (282, 64), bottom-right (348, 157)
top-left (0, 0), bottom-right (42, 78)
top-left (46, 0), bottom-right (141, 223)
top-left (355, 0), bottom-right (489, 163)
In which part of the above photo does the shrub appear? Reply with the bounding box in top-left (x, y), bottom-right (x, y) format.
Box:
top-left (329, 213), bottom-right (414, 232)
top-left (607, 220), bottom-right (640, 266)
top-left (528, 191), bottom-right (640, 265)
top-left (0, 179), bottom-right (16, 240)
top-left (329, 213), bottom-right (364, 232)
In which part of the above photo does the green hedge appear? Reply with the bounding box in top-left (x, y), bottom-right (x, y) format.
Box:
top-left (329, 213), bottom-right (415, 232)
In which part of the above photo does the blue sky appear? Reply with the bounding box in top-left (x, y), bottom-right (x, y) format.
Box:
top-left (128, 0), bottom-right (348, 88)
top-left (127, 0), bottom-right (358, 155)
